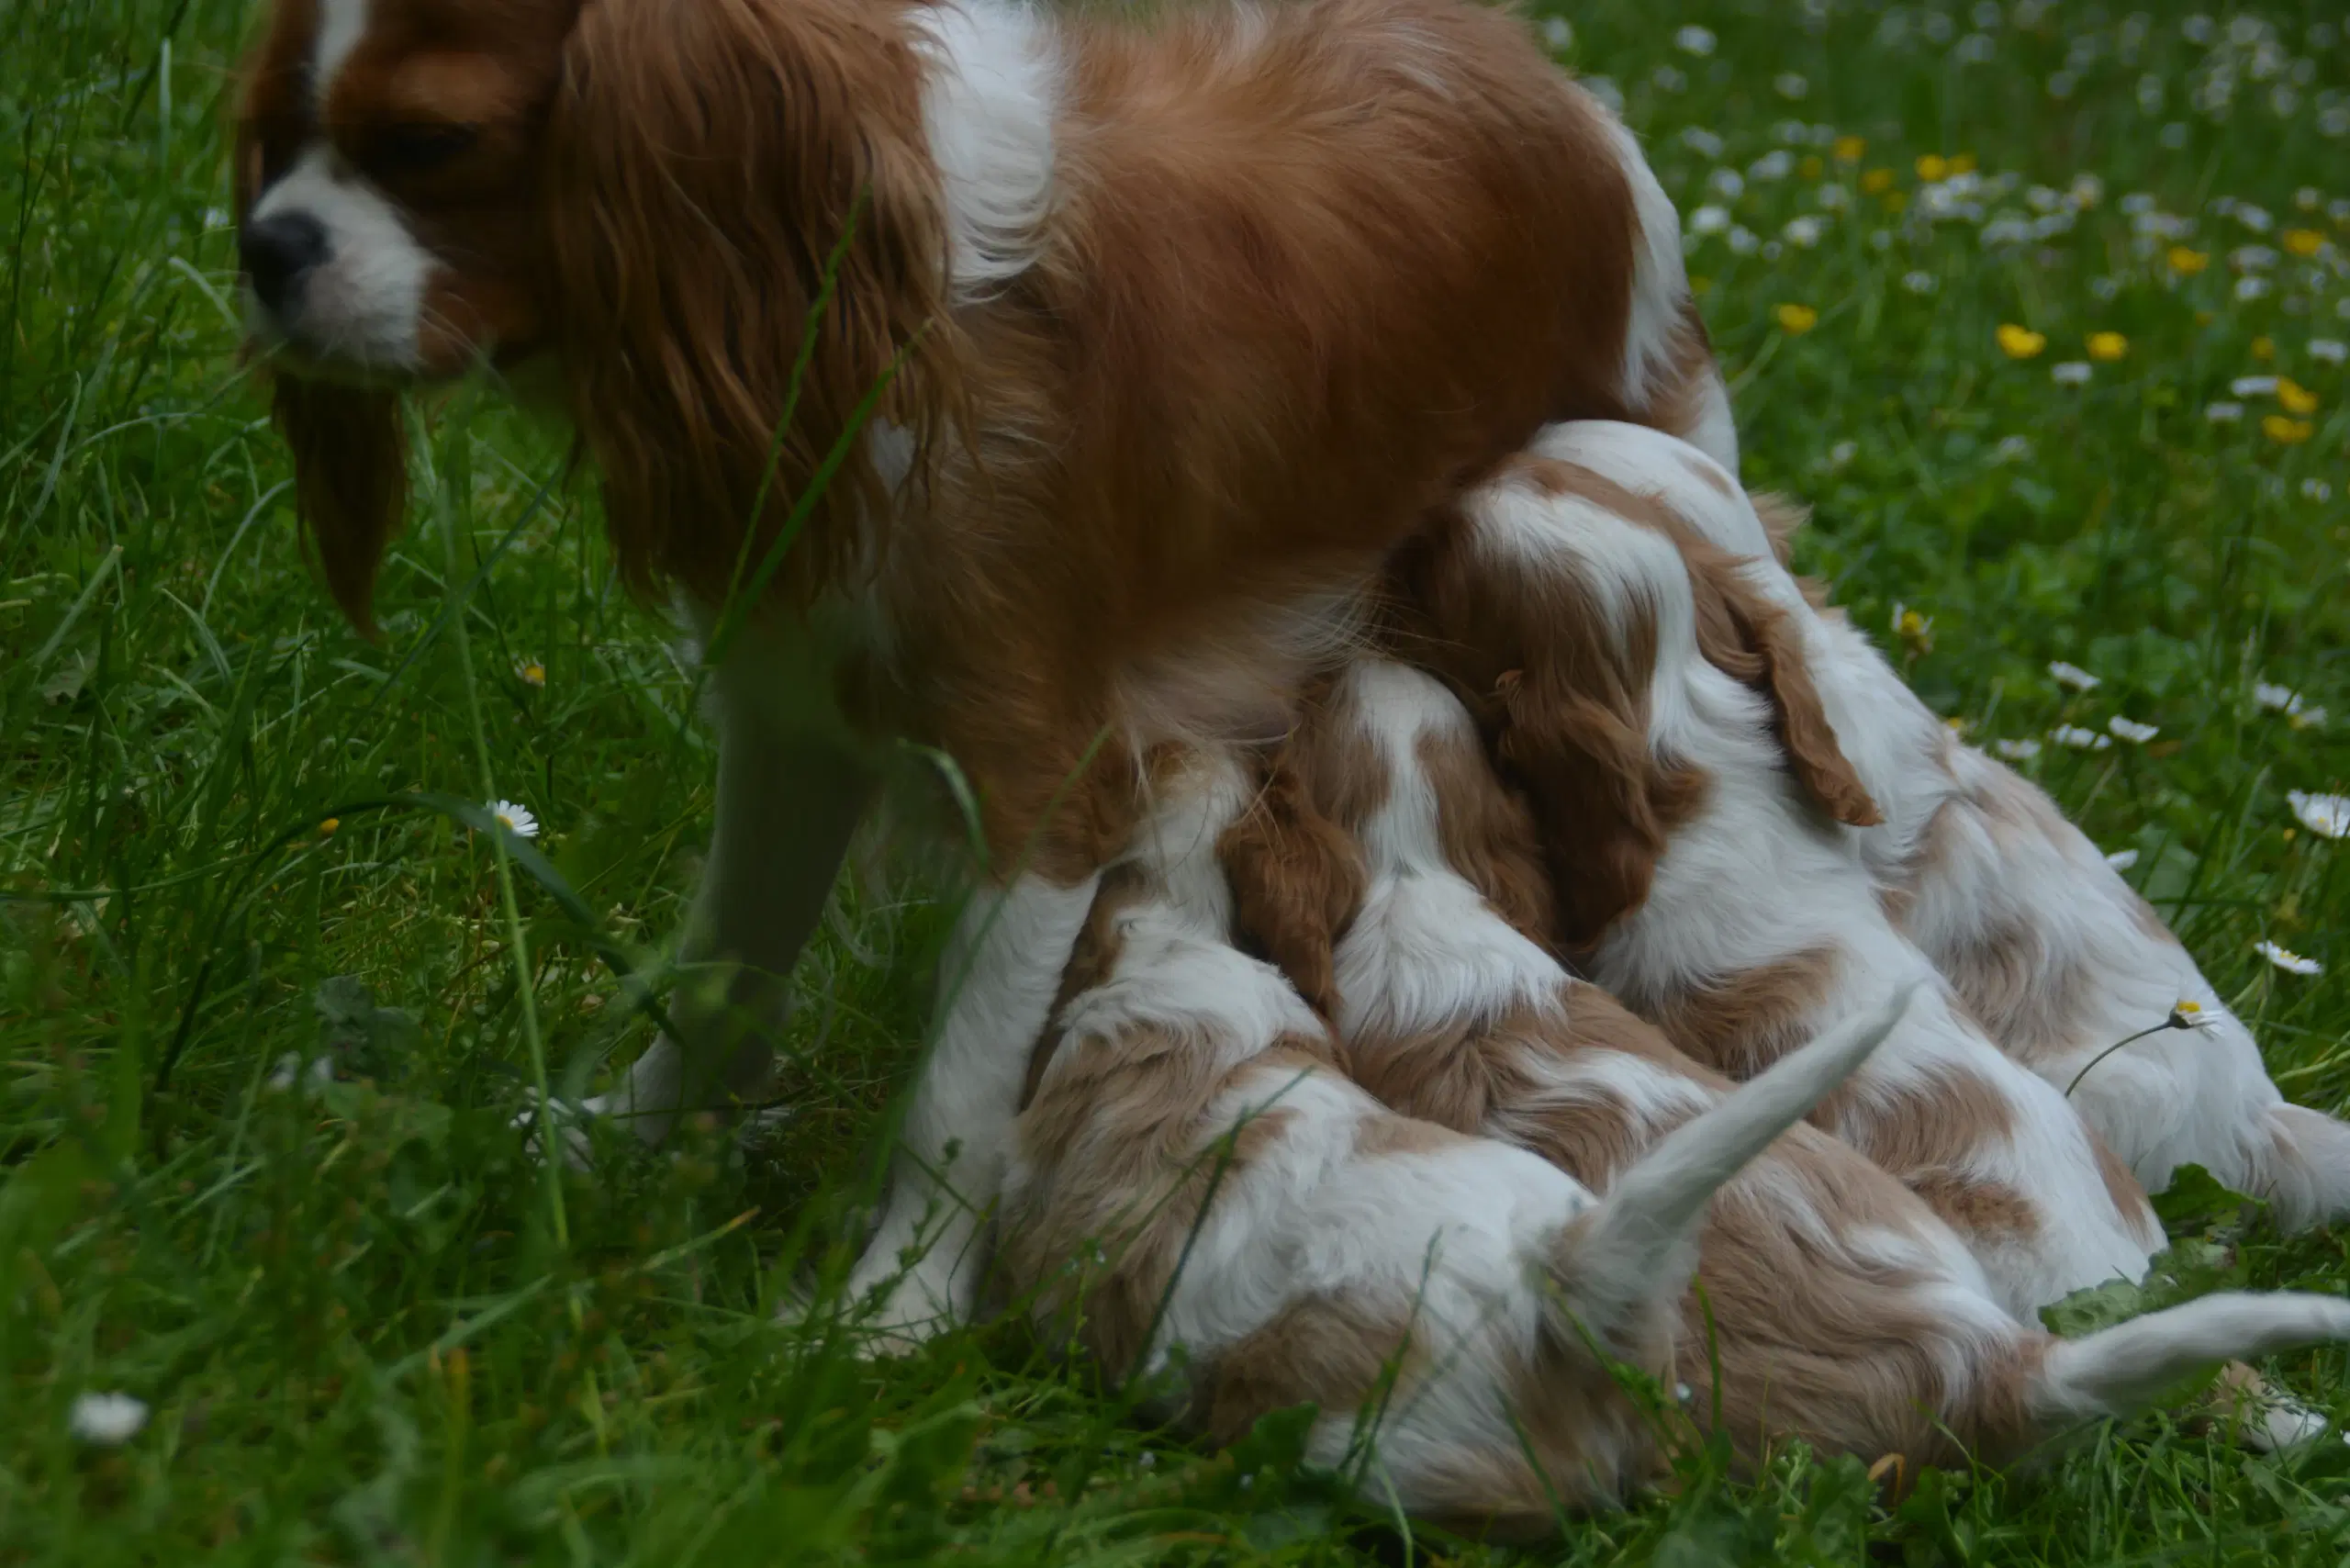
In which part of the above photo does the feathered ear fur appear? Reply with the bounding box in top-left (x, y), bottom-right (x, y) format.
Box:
top-left (1492, 667), bottom-right (1704, 951)
top-left (273, 377), bottom-right (409, 636)
top-left (1219, 758), bottom-right (1365, 1020)
top-left (1747, 490), bottom-right (1808, 568)
top-left (1679, 539), bottom-right (1881, 829)
top-left (545, 0), bottom-right (957, 614)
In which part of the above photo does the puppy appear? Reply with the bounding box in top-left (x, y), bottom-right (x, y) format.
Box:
top-left (1393, 434), bottom-right (2173, 1318)
top-left (1545, 421), bottom-right (2350, 1230)
top-left (235, 0), bottom-right (1733, 1338)
top-left (1004, 745), bottom-right (1984, 1526)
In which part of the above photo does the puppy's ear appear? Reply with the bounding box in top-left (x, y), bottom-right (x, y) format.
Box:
top-left (1685, 549), bottom-right (1881, 828)
top-left (274, 376), bottom-right (408, 637)
top-left (1220, 763), bottom-right (1365, 1020)
top-left (547, 0), bottom-right (957, 614)
top-left (1495, 670), bottom-right (1703, 950)
top-left (1747, 489), bottom-right (1809, 569)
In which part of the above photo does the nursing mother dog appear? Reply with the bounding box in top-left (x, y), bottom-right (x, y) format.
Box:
top-left (232, 0), bottom-right (1732, 1335)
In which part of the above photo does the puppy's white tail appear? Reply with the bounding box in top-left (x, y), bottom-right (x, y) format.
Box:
top-left (2029, 1292), bottom-right (2350, 1428)
top-left (1559, 985), bottom-right (1916, 1348)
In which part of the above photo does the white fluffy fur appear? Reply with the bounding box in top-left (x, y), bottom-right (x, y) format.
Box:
top-left (911, 0), bottom-right (1062, 297)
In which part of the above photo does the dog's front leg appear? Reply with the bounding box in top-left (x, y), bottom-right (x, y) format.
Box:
top-left (586, 622), bottom-right (872, 1149)
top-left (841, 869), bottom-right (1101, 1343)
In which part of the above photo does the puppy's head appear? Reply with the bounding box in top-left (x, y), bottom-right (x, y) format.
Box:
top-left (235, 0), bottom-right (952, 627)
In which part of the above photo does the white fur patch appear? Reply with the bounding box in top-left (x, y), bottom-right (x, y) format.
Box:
top-left (912, 0), bottom-right (1060, 297)
top-left (1602, 118), bottom-right (1691, 411)
top-left (248, 147), bottom-right (429, 371)
top-left (846, 870), bottom-right (1100, 1336)
top-left (314, 0), bottom-right (371, 104)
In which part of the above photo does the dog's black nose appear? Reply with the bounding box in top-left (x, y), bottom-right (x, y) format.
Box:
top-left (240, 211), bottom-right (330, 315)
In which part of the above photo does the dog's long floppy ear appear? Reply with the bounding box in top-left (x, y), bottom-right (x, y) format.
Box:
top-left (1684, 543), bottom-right (1881, 829)
top-left (1494, 667), bottom-right (1703, 951)
top-left (546, 0), bottom-right (957, 614)
top-left (1219, 757), bottom-right (1366, 1021)
top-left (274, 378), bottom-right (409, 636)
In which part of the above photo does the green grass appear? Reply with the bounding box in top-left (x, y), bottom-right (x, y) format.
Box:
top-left (9, 0), bottom-right (2350, 1561)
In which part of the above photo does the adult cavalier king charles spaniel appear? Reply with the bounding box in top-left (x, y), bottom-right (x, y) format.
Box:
top-left (233, 0), bottom-right (1730, 1336)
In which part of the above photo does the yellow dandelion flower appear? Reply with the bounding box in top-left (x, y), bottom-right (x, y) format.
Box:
top-left (1833, 135), bottom-right (1866, 163)
top-left (1798, 153), bottom-right (1824, 181)
top-left (1950, 152), bottom-right (1977, 175)
top-left (2087, 331), bottom-right (2128, 362)
top-left (2278, 377), bottom-right (2320, 416)
top-left (1861, 167), bottom-right (1896, 195)
top-left (2285, 228), bottom-right (2326, 257)
top-left (2168, 246), bottom-right (2209, 274)
top-left (1997, 323), bottom-right (2047, 360)
top-left (2264, 415), bottom-right (2315, 444)
top-left (1776, 303), bottom-right (1819, 334)
top-left (319, 817), bottom-right (340, 835)
top-left (1880, 190), bottom-right (1908, 214)
top-left (1915, 153), bottom-right (1949, 182)
top-left (2252, 336), bottom-right (2276, 362)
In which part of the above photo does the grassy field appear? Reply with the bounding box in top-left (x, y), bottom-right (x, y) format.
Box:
top-left (9, 0), bottom-right (2350, 1561)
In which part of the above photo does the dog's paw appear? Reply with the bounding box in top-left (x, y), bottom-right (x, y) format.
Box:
top-left (509, 1092), bottom-right (606, 1171)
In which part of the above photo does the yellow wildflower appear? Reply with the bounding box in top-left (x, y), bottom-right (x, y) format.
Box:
top-left (2087, 331), bottom-right (2128, 362)
top-left (319, 817), bottom-right (340, 836)
top-left (1798, 154), bottom-right (1824, 181)
top-left (1891, 603), bottom-right (1933, 656)
top-left (2252, 336), bottom-right (2276, 362)
top-left (520, 661), bottom-right (547, 688)
top-left (1833, 135), bottom-right (1866, 163)
top-left (1915, 153), bottom-right (1949, 182)
top-left (1950, 152), bottom-right (1977, 175)
top-left (1997, 323), bottom-right (2047, 360)
top-left (1881, 190), bottom-right (1908, 214)
top-left (2168, 246), bottom-right (2209, 274)
top-left (2278, 377), bottom-right (2320, 416)
top-left (2285, 228), bottom-right (2326, 257)
top-left (2264, 415), bottom-right (2315, 444)
top-left (1861, 167), bottom-right (1896, 195)
top-left (1776, 303), bottom-right (1819, 334)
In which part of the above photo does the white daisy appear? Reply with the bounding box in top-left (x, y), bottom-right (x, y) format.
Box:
top-left (2256, 939), bottom-right (2323, 976)
top-left (2205, 400), bottom-right (2246, 422)
top-left (1679, 126), bottom-right (1724, 160)
top-left (2255, 680), bottom-right (2305, 712)
top-left (2288, 790), bottom-right (2350, 839)
top-left (2310, 338), bottom-right (2349, 364)
top-left (69, 1393), bottom-right (149, 1446)
top-left (1688, 204), bottom-right (1732, 238)
top-left (2109, 715), bottom-right (2159, 743)
top-left (2052, 361), bottom-right (2093, 386)
top-left (489, 800), bottom-right (540, 840)
top-left (1994, 738), bottom-right (2042, 760)
top-left (2053, 724), bottom-right (2113, 750)
top-left (1785, 216), bottom-right (1826, 248)
top-left (1992, 435), bottom-right (2033, 464)
top-left (1540, 16), bottom-right (1573, 50)
top-left (2105, 847), bottom-right (2141, 870)
top-left (2049, 660), bottom-right (2101, 691)
top-left (2231, 375), bottom-right (2281, 396)
top-left (1903, 270), bottom-right (1939, 294)
top-left (2293, 706), bottom-right (2330, 730)
top-left (1675, 24), bottom-right (1718, 55)
top-left (2168, 999), bottom-right (2221, 1029)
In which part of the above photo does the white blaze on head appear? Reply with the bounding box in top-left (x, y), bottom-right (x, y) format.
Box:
top-left (315, 0), bottom-right (373, 100)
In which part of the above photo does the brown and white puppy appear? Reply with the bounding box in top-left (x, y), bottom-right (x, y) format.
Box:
top-left (1392, 429), bottom-right (2179, 1321)
top-left (999, 743), bottom-right (1921, 1528)
top-left (232, 0), bottom-right (1732, 1337)
top-left (1223, 658), bottom-right (2350, 1470)
top-left (1550, 428), bottom-right (2350, 1232)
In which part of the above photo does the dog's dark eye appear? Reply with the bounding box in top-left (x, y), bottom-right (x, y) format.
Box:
top-left (374, 122), bottom-right (479, 174)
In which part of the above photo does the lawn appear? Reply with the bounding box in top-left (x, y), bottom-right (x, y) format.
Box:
top-left (7, 0), bottom-right (2350, 1561)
